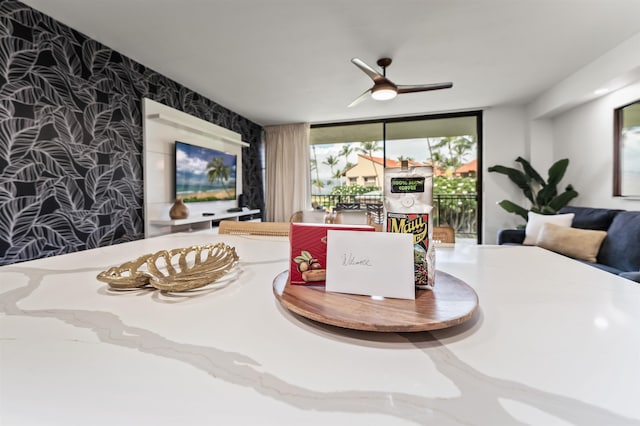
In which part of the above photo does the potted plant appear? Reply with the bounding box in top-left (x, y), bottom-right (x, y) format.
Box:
top-left (488, 157), bottom-right (578, 222)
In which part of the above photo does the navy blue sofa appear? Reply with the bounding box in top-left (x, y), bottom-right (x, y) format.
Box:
top-left (498, 206), bottom-right (640, 282)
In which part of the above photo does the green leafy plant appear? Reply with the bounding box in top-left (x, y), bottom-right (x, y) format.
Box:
top-left (488, 157), bottom-right (578, 221)
top-left (330, 184), bottom-right (380, 195)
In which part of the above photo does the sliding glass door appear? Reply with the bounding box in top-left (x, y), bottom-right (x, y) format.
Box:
top-left (309, 111), bottom-right (482, 243)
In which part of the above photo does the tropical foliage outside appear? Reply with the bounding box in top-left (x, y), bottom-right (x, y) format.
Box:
top-left (311, 136), bottom-right (475, 193)
top-left (310, 136), bottom-right (478, 236)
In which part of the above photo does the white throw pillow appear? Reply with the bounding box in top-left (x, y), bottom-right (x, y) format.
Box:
top-left (522, 211), bottom-right (574, 245)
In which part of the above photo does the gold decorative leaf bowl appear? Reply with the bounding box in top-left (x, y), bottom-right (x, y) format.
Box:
top-left (96, 243), bottom-right (239, 292)
top-left (96, 253), bottom-right (154, 289)
top-left (147, 243), bottom-right (239, 292)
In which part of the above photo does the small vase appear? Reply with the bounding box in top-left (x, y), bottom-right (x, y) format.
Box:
top-left (169, 198), bottom-right (189, 219)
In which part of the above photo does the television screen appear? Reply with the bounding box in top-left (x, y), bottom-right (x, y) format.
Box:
top-left (174, 141), bottom-right (237, 202)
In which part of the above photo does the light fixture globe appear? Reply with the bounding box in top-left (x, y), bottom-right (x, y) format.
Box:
top-left (371, 83), bottom-right (397, 101)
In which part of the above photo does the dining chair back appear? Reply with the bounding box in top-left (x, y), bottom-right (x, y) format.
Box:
top-left (289, 211), bottom-right (303, 222)
top-left (218, 220), bottom-right (290, 237)
top-left (290, 210), bottom-right (328, 223)
top-left (433, 226), bottom-right (455, 244)
top-left (365, 203), bottom-right (384, 231)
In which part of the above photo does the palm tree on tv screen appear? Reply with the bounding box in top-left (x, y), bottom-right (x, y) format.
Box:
top-left (206, 156), bottom-right (232, 199)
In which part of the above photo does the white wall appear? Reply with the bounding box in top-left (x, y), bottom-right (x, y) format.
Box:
top-left (478, 30), bottom-right (640, 244)
top-left (482, 106), bottom-right (529, 244)
top-left (553, 81), bottom-right (640, 211)
top-left (481, 81), bottom-right (640, 244)
top-left (528, 32), bottom-right (640, 120)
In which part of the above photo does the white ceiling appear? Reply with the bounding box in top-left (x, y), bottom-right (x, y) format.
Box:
top-left (20, 0), bottom-right (640, 126)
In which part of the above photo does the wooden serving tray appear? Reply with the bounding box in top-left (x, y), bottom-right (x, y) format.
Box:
top-left (272, 270), bottom-right (478, 332)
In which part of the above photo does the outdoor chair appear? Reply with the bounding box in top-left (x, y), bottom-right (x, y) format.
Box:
top-left (334, 202), bottom-right (361, 211)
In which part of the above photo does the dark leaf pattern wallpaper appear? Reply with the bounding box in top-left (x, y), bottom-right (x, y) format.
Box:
top-left (0, 1), bottom-right (264, 265)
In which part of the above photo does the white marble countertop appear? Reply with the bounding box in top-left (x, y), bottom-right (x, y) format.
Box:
top-left (2, 232), bottom-right (640, 425)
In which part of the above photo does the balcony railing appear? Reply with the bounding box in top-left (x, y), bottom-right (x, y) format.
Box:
top-left (311, 193), bottom-right (477, 239)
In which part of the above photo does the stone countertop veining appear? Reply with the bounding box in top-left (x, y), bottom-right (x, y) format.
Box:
top-left (1, 234), bottom-right (640, 425)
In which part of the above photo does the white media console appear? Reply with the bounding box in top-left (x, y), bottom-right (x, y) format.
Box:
top-left (142, 98), bottom-right (253, 238)
top-left (149, 209), bottom-right (261, 234)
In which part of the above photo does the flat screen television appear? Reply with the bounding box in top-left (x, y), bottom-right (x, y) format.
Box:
top-left (174, 141), bottom-right (237, 203)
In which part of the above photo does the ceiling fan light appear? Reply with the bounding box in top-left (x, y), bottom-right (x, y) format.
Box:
top-left (371, 87), bottom-right (397, 101)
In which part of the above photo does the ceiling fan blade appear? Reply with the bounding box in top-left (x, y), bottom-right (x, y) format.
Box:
top-left (351, 58), bottom-right (384, 82)
top-left (347, 88), bottom-right (372, 108)
top-left (397, 82), bottom-right (453, 94)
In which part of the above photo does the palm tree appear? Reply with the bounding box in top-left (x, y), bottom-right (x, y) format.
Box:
top-left (332, 168), bottom-right (343, 185)
top-left (429, 151), bottom-right (445, 173)
top-left (427, 136), bottom-right (475, 176)
top-left (323, 154), bottom-right (340, 175)
top-left (312, 178), bottom-right (325, 194)
top-left (311, 146), bottom-right (323, 194)
top-left (452, 136), bottom-right (475, 165)
top-left (437, 136), bottom-right (475, 170)
top-left (339, 144), bottom-right (354, 163)
top-left (357, 140), bottom-right (382, 187)
top-left (338, 144), bottom-right (354, 187)
top-left (397, 155), bottom-right (415, 163)
top-left (206, 156), bottom-right (232, 198)
top-left (323, 155), bottom-right (340, 187)
top-left (426, 137), bottom-right (439, 164)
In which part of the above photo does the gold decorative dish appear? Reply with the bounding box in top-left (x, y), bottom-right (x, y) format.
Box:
top-left (96, 253), bottom-right (154, 289)
top-left (96, 243), bottom-right (238, 292)
top-left (147, 243), bottom-right (239, 291)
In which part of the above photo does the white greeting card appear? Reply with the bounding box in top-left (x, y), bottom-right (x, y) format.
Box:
top-left (325, 230), bottom-right (415, 300)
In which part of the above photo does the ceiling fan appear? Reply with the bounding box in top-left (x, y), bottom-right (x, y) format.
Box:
top-left (348, 57), bottom-right (453, 107)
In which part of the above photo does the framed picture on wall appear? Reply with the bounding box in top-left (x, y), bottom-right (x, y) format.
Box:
top-left (614, 99), bottom-right (640, 197)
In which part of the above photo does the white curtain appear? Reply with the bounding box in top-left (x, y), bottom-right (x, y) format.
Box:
top-left (264, 123), bottom-right (311, 222)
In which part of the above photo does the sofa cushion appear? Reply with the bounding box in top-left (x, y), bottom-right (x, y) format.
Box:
top-left (582, 261), bottom-right (624, 275)
top-left (598, 211), bottom-right (640, 272)
top-left (523, 211), bottom-right (574, 245)
top-left (497, 228), bottom-right (525, 245)
top-left (559, 206), bottom-right (624, 231)
top-left (620, 271), bottom-right (640, 283)
top-left (535, 223), bottom-right (607, 263)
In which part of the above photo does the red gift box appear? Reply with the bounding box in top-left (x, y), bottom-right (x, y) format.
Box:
top-left (289, 223), bottom-right (374, 285)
